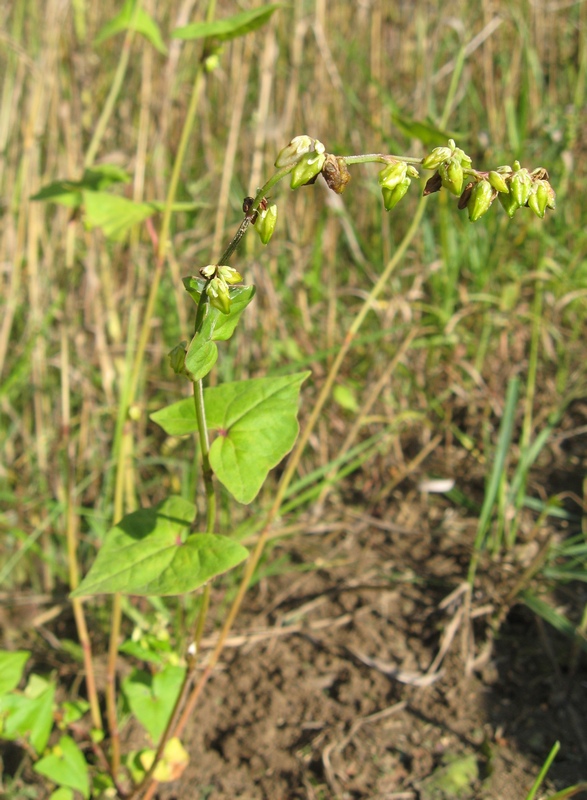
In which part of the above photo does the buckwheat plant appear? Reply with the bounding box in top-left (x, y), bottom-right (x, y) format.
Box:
top-left (1, 130), bottom-right (554, 800)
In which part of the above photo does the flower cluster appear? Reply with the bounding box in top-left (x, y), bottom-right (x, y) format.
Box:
top-left (269, 135), bottom-right (556, 227)
top-left (421, 141), bottom-right (555, 222)
top-left (199, 264), bottom-right (242, 314)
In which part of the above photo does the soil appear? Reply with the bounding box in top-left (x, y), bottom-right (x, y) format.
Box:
top-left (153, 489), bottom-right (587, 800)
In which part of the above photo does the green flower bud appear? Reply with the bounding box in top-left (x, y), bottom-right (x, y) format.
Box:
top-left (510, 167), bottom-right (532, 207)
top-left (498, 189), bottom-right (521, 218)
top-left (452, 146), bottom-right (472, 167)
top-left (439, 157), bottom-right (463, 195)
top-left (218, 265), bottom-right (242, 284)
top-left (275, 135), bottom-right (313, 167)
top-left (458, 182), bottom-right (475, 210)
top-left (468, 180), bottom-right (496, 222)
top-left (255, 203), bottom-right (278, 244)
top-left (275, 135), bottom-right (324, 168)
top-left (168, 342), bottom-right (188, 376)
top-left (421, 146), bottom-right (453, 170)
top-left (527, 180), bottom-right (555, 218)
top-left (382, 176), bottom-right (411, 211)
top-left (200, 264), bottom-right (217, 279)
top-left (206, 277), bottom-right (231, 314)
top-left (378, 160), bottom-right (408, 190)
top-left (290, 152), bottom-right (326, 189)
top-left (406, 165), bottom-right (420, 178)
top-left (488, 170), bottom-right (509, 193)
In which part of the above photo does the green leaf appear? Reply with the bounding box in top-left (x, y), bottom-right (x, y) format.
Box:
top-left (522, 592), bottom-right (587, 653)
top-left (181, 282), bottom-right (256, 381)
top-left (31, 165), bottom-right (130, 208)
top-left (0, 681), bottom-right (55, 754)
top-left (49, 788), bottom-right (75, 800)
top-left (150, 397), bottom-right (200, 436)
top-left (207, 373), bottom-right (310, 503)
top-left (95, 0), bottom-right (168, 54)
top-left (34, 736), bottom-right (90, 800)
top-left (182, 278), bottom-right (255, 341)
top-left (391, 113), bottom-right (454, 147)
top-left (83, 191), bottom-right (157, 240)
top-left (122, 665), bottom-right (186, 742)
top-left (151, 373), bottom-right (310, 504)
top-left (0, 651), bottom-right (30, 695)
top-left (184, 334), bottom-right (218, 383)
top-left (70, 496), bottom-right (248, 597)
top-left (333, 383), bottom-right (359, 413)
top-left (172, 4), bottom-right (281, 42)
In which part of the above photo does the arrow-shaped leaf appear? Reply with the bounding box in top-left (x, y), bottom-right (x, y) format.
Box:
top-left (31, 164), bottom-right (130, 208)
top-left (70, 496), bottom-right (248, 597)
top-left (95, 0), bottom-right (167, 54)
top-left (122, 665), bottom-right (186, 743)
top-left (172, 5), bottom-right (281, 43)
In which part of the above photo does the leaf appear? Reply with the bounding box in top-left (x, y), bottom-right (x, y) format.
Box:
top-left (0, 682), bottom-right (55, 754)
top-left (122, 665), bottom-right (186, 742)
top-left (49, 788), bottom-right (75, 800)
top-left (70, 496), bottom-right (248, 597)
top-left (150, 397), bottom-right (201, 436)
top-left (34, 736), bottom-right (90, 800)
top-left (31, 165), bottom-right (130, 208)
top-left (333, 383), bottom-right (359, 412)
top-left (151, 373), bottom-right (310, 504)
top-left (0, 651), bottom-right (30, 695)
top-left (205, 374), bottom-right (311, 503)
top-left (184, 335), bottom-right (218, 383)
top-left (181, 282), bottom-right (256, 381)
top-left (83, 191), bottom-right (157, 240)
top-left (172, 5), bottom-right (281, 42)
top-left (182, 278), bottom-right (256, 342)
top-left (95, 0), bottom-right (168, 54)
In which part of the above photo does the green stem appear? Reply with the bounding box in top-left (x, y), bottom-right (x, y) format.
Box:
top-left (173, 195), bottom-right (429, 736)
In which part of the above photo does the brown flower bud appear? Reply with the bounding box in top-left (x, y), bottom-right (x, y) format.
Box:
top-left (423, 171), bottom-right (443, 196)
top-left (321, 154), bottom-right (352, 194)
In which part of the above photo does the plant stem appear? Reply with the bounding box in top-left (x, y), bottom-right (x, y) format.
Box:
top-left (172, 194), bottom-right (428, 736)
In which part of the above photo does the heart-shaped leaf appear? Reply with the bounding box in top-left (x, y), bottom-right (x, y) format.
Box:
top-left (34, 736), bottom-right (90, 799)
top-left (31, 165), bottom-right (130, 208)
top-left (70, 496), bottom-right (248, 597)
top-left (122, 665), bottom-right (186, 743)
top-left (150, 373), bottom-right (310, 503)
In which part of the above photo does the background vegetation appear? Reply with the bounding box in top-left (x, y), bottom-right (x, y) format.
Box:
top-left (1, 0), bottom-right (586, 797)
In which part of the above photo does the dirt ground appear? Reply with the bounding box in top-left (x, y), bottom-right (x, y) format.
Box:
top-left (154, 485), bottom-right (587, 800)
